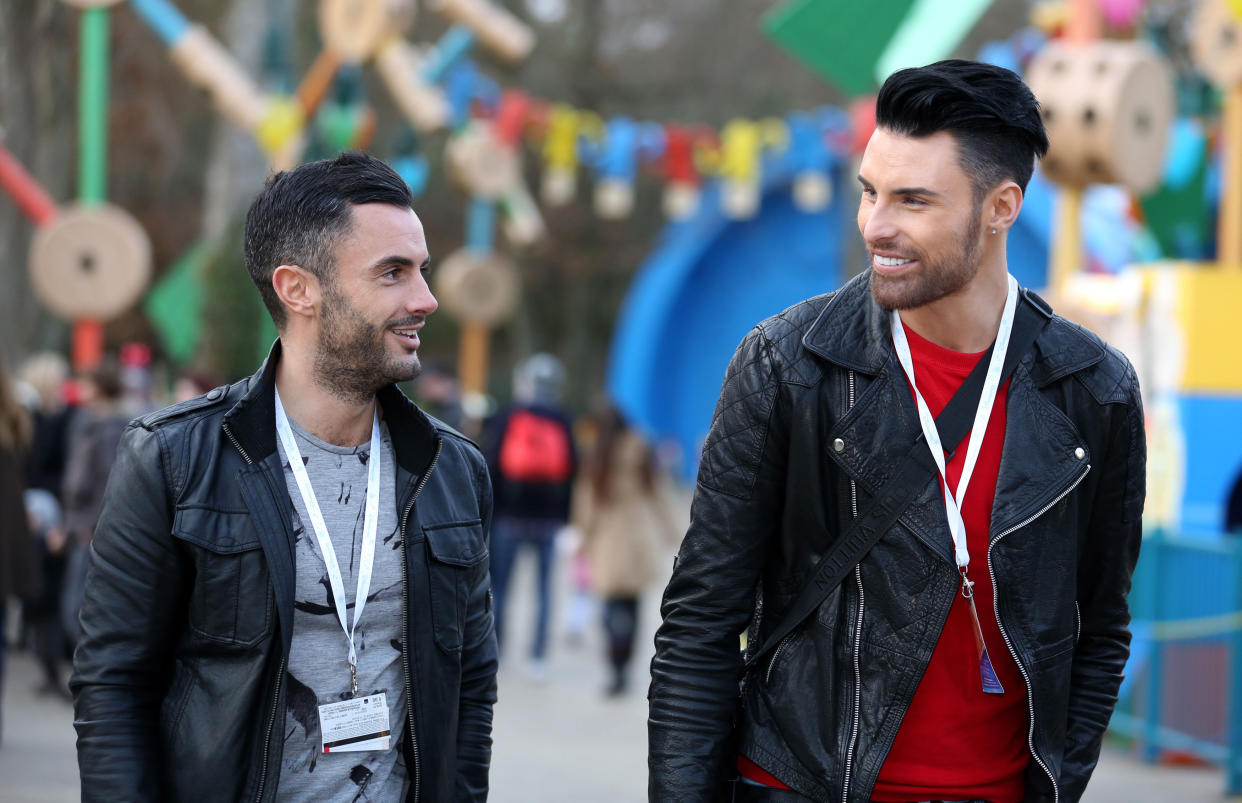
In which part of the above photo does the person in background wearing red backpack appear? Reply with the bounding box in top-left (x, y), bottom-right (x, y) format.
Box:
top-left (483, 353), bottom-right (577, 680)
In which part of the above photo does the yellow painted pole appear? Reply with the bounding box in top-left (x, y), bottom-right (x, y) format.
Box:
top-left (1046, 0), bottom-right (1094, 296)
top-left (459, 322), bottom-right (490, 396)
top-left (1050, 186), bottom-right (1084, 295)
top-left (1219, 84), bottom-right (1242, 270)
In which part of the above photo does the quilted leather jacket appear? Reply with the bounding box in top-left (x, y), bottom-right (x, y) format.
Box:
top-left (71, 342), bottom-right (497, 802)
top-left (649, 271), bottom-right (1146, 803)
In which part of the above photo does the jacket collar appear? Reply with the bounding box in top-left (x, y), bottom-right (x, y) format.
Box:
top-left (222, 339), bottom-right (439, 477)
top-left (800, 269), bottom-right (1106, 385)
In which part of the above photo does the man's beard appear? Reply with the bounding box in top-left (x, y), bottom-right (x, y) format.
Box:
top-left (313, 285), bottom-right (422, 403)
top-left (869, 211), bottom-right (982, 311)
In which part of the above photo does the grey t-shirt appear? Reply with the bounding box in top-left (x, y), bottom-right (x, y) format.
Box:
top-left (275, 416), bottom-right (408, 802)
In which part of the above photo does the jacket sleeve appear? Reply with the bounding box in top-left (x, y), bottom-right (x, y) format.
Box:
top-left (648, 326), bottom-right (787, 802)
top-left (1057, 364), bottom-right (1146, 801)
top-left (456, 455), bottom-right (499, 802)
top-left (70, 424), bottom-right (182, 802)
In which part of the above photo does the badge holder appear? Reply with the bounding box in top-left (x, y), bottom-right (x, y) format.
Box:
top-left (319, 691), bottom-right (391, 754)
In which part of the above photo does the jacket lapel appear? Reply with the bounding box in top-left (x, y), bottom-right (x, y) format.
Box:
top-left (238, 458), bottom-right (298, 656)
top-left (989, 361), bottom-right (1092, 540)
top-left (827, 352), bottom-right (959, 567)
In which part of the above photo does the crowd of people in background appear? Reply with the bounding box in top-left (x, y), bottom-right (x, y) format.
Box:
top-left (0, 349), bottom-right (172, 739)
top-left (0, 344), bottom-right (684, 745)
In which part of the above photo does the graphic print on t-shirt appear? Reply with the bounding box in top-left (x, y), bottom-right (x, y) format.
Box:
top-left (275, 419), bottom-right (408, 802)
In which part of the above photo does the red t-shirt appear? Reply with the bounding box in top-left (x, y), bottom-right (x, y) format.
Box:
top-left (871, 322), bottom-right (1028, 803)
top-left (739, 323), bottom-right (1029, 800)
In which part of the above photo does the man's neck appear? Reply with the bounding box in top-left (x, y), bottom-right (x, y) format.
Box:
top-left (275, 339), bottom-right (376, 448)
top-left (897, 265), bottom-right (1009, 353)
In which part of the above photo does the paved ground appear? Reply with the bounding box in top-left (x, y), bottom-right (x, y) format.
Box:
top-left (0, 544), bottom-right (1228, 801)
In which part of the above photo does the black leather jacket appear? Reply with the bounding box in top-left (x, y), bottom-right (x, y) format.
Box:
top-left (649, 272), bottom-right (1146, 803)
top-left (71, 343), bottom-right (498, 802)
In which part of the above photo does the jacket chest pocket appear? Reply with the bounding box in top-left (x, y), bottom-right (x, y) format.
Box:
top-left (423, 519), bottom-right (487, 653)
top-left (173, 508), bottom-right (274, 648)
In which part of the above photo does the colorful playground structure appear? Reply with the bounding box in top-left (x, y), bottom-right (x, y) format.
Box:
top-left (4, 0), bottom-right (1242, 790)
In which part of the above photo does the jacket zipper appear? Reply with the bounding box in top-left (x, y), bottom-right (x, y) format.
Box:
top-left (252, 656), bottom-right (285, 802)
top-left (1074, 601), bottom-right (1082, 643)
top-left (223, 422), bottom-right (252, 466)
top-left (841, 371), bottom-right (863, 803)
top-left (222, 422), bottom-right (284, 803)
top-left (401, 439), bottom-right (443, 803)
top-left (765, 633), bottom-right (792, 684)
top-left (987, 463), bottom-right (1091, 803)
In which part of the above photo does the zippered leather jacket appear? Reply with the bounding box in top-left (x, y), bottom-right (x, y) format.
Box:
top-left (649, 272), bottom-right (1146, 803)
top-left (71, 342), bottom-right (498, 802)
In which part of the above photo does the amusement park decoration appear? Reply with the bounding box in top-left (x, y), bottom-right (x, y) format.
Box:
top-left (0, 3), bottom-right (152, 370)
top-left (1026, 42), bottom-right (1173, 193)
top-left (1113, 0), bottom-right (1242, 540)
top-left (1191, 0), bottom-right (1242, 266)
top-left (762, 0), bottom-right (995, 95)
top-left (1026, 38), bottom-right (1175, 290)
top-left (124, 0), bottom-right (535, 170)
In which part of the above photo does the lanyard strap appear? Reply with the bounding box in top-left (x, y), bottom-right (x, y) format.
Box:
top-left (890, 273), bottom-right (1019, 570)
top-left (275, 388), bottom-right (381, 693)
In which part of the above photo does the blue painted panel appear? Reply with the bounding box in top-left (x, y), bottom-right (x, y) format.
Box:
top-left (1179, 395), bottom-right (1242, 534)
top-left (609, 169), bottom-right (849, 481)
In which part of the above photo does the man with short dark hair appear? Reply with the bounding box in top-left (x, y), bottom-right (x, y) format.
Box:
top-left (649, 61), bottom-right (1146, 803)
top-left (72, 152), bottom-right (497, 802)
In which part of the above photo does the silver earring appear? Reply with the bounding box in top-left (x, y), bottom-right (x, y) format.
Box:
top-left (990, 228), bottom-right (997, 235)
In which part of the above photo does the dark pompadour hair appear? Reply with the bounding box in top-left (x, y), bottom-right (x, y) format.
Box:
top-left (243, 151), bottom-right (413, 328)
top-left (875, 59), bottom-right (1050, 202)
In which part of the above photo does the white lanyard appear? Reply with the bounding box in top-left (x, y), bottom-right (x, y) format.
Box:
top-left (890, 273), bottom-right (1019, 573)
top-left (275, 388), bottom-right (381, 696)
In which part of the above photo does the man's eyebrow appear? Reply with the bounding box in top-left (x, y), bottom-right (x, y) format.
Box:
top-left (856, 175), bottom-right (943, 199)
top-left (370, 255), bottom-right (422, 272)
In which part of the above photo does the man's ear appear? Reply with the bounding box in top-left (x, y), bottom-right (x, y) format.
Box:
top-left (987, 181), bottom-right (1023, 234)
top-left (271, 264), bottom-right (320, 323)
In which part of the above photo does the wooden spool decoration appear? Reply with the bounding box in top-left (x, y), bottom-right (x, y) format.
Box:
top-left (1191, 0), bottom-right (1242, 87)
top-left (446, 126), bottom-right (521, 200)
top-left (1027, 41), bottom-right (1174, 193)
top-left (374, 39), bottom-right (450, 132)
top-left (433, 248), bottom-right (518, 326)
top-left (29, 203), bottom-right (152, 322)
top-left (427, 0), bottom-right (534, 63)
top-left (318, 0), bottom-right (416, 64)
top-left (170, 26), bottom-right (268, 131)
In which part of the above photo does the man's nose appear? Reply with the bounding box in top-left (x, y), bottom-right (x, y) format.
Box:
top-left (409, 276), bottom-right (438, 316)
top-left (861, 201), bottom-right (898, 245)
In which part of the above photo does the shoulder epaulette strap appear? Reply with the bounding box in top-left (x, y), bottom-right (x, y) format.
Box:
top-left (1022, 287), bottom-right (1055, 319)
top-left (138, 385), bottom-right (229, 429)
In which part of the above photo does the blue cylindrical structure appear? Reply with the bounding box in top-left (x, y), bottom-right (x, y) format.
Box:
top-left (129, 0), bottom-right (192, 46)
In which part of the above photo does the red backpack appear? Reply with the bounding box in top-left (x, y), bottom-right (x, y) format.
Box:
top-left (498, 410), bottom-right (572, 484)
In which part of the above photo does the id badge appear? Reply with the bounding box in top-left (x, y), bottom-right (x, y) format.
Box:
top-left (319, 692), bottom-right (390, 753)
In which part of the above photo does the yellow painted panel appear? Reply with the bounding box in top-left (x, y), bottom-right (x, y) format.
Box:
top-left (1175, 265), bottom-right (1242, 393)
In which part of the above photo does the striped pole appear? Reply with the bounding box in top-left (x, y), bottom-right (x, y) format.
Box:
top-left (78, 7), bottom-right (110, 205)
top-left (75, 7), bottom-right (113, 370)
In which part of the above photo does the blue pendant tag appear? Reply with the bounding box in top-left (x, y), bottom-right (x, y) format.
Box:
top-left (962, 570), bottom-right (1005, 695)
